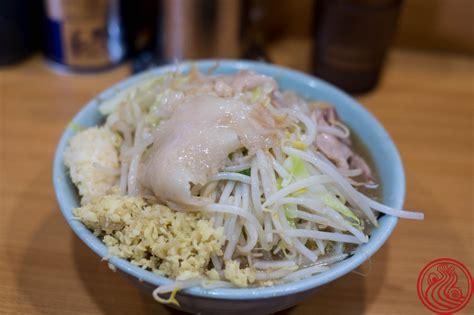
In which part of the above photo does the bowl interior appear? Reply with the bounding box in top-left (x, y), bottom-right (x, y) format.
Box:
top-left (53, 60), bottom-right (403, 300)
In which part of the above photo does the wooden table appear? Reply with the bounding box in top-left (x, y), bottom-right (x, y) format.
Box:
top-left (1, 49), bottom-right (473, 315)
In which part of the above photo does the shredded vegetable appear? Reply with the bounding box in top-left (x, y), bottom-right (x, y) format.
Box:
top-left (321, 192), bottom-right (361, 226)
top-left (65, 66), bottom-right (424, 306)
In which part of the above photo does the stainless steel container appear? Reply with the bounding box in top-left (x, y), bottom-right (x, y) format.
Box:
top-left (161, 0), bottom-right (241, 60)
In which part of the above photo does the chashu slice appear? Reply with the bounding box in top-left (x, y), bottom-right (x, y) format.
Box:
top-left (140, 94), bottom-right (272, 206)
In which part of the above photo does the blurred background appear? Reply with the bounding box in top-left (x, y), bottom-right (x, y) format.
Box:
top-left (1, 0), bottom-right (472, 93)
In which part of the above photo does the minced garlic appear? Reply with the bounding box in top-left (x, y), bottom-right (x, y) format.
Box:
top-left (73, 195), bottom-right (225, 280)
top-left (224, 260), bottom-right (256, 287)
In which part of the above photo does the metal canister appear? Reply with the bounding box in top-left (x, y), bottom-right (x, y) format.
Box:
top-left (160, 0), bottom-right (241, 61)
top-left (44, 0), bottom-right (126, 72)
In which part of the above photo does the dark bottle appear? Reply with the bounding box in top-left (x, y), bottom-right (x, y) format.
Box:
top-left (241, 0), bottom-right (271, 62)
top-left (313, 0), bottom-right (403, 94)
top-left (0, 0), bottom-right (43, 66)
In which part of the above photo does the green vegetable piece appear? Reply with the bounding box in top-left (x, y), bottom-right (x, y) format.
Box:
top-left (68, 122), bottom-right (84, 132)
top-left (284, 204), bottom-right (297, 228)
top-left (249, 86), bottom-right (262, 103)
top-left (321, 192), bottom-right (361, 225)
top-left (290, 155), bottom-right (309, 180)
top-left (238, 169), bottom-right (251, 176)
top-left (276, 177), bottom-right (283, 189)
top-left (284, 204), bottom-right (297, 219)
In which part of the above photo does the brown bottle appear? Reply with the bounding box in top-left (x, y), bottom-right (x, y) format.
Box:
top-left (313, 0), bottom-right (403, 94)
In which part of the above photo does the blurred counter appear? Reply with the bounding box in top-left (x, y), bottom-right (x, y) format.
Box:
top-left (0, 48), bottom-right (473, 314)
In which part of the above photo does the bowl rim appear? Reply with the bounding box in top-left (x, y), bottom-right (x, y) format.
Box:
top-left (53, 59), bottom-right (403, 300)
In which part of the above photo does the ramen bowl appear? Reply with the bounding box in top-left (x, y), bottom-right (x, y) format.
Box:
top-left (53, 60), bottom-right (403, 314)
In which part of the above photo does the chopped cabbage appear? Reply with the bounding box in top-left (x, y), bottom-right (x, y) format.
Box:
top-left (321, 192), bottom-right (361, 225)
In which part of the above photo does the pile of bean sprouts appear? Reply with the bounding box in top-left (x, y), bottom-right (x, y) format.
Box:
top-left (98, 66), bottom-right (423, 302)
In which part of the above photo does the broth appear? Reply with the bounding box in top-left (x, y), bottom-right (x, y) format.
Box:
top-left (350, 130), bottom-right (383, 202)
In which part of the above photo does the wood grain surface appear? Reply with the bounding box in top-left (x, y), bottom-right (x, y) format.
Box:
top-left (0, 49), bottom-right (473, 315)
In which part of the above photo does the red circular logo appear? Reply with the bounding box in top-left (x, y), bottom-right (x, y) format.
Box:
top-left (417, 258), bottom-right (473, 314)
